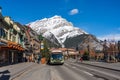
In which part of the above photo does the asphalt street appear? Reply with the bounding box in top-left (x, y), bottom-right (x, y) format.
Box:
top-left (13, 61), bottom-right (120, 80)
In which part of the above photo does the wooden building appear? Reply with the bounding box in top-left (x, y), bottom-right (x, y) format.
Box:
top-left (0, 12), bottom-right (25, 66)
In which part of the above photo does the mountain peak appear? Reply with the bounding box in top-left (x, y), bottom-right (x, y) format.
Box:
top-left (28, 15), bottom-right (88, 47)
top-left (51, 15), bottom-right (62, 19)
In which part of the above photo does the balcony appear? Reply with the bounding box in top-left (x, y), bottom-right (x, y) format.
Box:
top-left (24, 41), bottom-right (30, 45)
top-left (0, 38), bottom-right (8, 43)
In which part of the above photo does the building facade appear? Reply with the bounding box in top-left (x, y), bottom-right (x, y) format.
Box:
top-left (24, 26), bottom-right (41, 62)
top-left (0, 13), bottom-right (25, 66)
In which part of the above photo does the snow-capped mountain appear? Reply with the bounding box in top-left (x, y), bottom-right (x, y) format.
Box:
top-left (27, 15), bottom-right (103, 51)
top-left (28, 15), bottom-right (87, 47)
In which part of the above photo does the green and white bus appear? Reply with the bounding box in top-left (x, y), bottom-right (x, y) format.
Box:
top-left (48, 50), bottom-right (64, 65)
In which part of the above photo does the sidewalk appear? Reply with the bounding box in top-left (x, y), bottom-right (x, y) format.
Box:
top-left (0, 62), bottom-right (36, 80)
top-left (68, 58), bottom-right (120, 71)
top-left (80, 61), bottom-right (120, 71)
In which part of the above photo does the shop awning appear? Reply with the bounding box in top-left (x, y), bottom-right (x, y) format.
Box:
top-left (0, 42), bottom-right (7, 46)
top-left (0, 41), bottom-right (25, 51)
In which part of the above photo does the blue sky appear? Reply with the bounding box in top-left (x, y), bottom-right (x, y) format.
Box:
top-left (0, 0), bottom-right (120, 40)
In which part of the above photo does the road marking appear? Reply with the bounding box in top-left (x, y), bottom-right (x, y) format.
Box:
top-left (62, 63), bottom-right (87, 80)
top-left (82, 71), bottom-right (93, 76)
top-left (65, 63), bottom-right (69, 65)
top-left (72, 66), bottom-right (76, 68)
top-left (51, 69), bottom-right (63, 80)
top-left (65, 63), bottom-right (94, 77)
top-left (67, 62), bottom-right (120, 79)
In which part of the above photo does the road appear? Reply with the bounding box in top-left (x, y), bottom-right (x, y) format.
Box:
top-left (13, 61), bottom-right (120, 80)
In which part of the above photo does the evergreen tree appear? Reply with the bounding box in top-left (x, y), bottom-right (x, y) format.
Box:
top-left (82, 51), bottom-right (90, 60)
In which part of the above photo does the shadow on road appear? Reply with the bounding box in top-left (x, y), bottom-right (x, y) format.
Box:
top-left (47, 63), bottom-right (64, 66)
top-left (0, 70), bottom-right (10, 80)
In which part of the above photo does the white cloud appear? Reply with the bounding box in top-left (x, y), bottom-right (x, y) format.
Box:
top-left (69, 9), bottom-right (79, 15)
top-left (98, 34), bottom-right (120, 41)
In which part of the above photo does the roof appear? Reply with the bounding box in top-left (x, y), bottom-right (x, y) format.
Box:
top-left (15, 22), bottom-right (24, 31)
top-left (58, 48), bottom-right (67, 51)
top-left (51, 49), bottom-right (62, 53)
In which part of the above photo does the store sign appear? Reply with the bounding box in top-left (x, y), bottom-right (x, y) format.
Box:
top-left (41, 42), bottom-right (44, 50)
top-left (41, 45), bottom-right (44, 50)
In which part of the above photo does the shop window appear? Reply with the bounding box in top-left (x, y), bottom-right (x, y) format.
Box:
top-left (9, 33), bottom-right (12, 40)
top-left (0, 28), bottom-right (6, 38)
top-left (5, 31), bottom-right (8, 40)
top-left (12, 36), bottom-right (16, 42)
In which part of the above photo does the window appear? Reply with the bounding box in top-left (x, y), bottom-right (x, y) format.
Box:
top-left (5, 31), bottom-right (8, 40)
top-left (0, 28), bottom-right (5, 38)
top-left (12, 36), bottom-right (16, 42)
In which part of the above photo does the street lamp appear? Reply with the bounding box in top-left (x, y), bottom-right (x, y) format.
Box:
top-left (0, 6), bottom-right (2, 13)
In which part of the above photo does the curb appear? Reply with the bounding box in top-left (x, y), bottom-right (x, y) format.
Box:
top-left (79, 62), bottom-right (120, 72)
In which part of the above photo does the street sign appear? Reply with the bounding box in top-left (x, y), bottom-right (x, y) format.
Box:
top-left (40, 42), bottom-right (44, 50)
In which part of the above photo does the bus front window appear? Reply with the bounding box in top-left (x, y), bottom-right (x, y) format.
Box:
top-left (51, 54), bottom-right (63, 60)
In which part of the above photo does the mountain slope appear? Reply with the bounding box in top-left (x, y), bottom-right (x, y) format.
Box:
top-left (28, 15), bottom-right (87, 46)
top-left (28, 15), bottom-right (103, 51)
top-left (64, 34), bottom-right (103, 51)
top-left (43, 31), bottom-right (62, 47)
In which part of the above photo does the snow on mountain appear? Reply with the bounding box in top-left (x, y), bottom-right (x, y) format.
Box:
top-left (28, 15), bottom-right (88, 47)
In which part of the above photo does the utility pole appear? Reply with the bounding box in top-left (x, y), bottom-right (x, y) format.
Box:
top-left (87, 44), bottom-right (90, 60)
top-left (118, 41), bottom-right (120, 61)
top-left (0, 6), bottom-right (2, 13)
top-left (118, 41), bottom-right (120, 53)
top-left (103, 39), bottom-right (107, 62)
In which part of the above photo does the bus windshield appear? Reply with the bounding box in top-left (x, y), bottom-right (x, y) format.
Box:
top-left (51, 53), bottom-right (63, 59)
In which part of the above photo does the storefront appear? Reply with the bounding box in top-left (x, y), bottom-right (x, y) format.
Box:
top-left (0, 41), bottom-right (25, 66)
top-left (0, 41), bottom-right (9, 66)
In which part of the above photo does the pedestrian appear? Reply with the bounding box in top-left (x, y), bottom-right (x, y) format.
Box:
top-left (29, 56), bottom-right (32, 62)
top-left (34, 56), bottom-right (37, 63)
top-left (37, 55), bottom-right (41, 64)
top-left (80, 57), bottom-right (83, 62)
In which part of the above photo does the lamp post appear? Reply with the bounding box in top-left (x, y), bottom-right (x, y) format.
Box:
top-left (0, 6), bottom-right (2, 13)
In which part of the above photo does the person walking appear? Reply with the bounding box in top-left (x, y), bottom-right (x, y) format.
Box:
top-left (80, 57), bottom-right (83, 62)
top-left (37, 55), bottom-right (41, 64)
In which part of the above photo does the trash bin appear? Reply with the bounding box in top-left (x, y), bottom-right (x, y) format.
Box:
top-left (41, 58), bottom-right (46, 64)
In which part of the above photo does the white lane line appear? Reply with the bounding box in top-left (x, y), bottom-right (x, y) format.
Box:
top-left (63, 63), bottom-right (87, 80)
top-left (65, 63), bottom-right (93, 77)
top-left (68, 62), bottom-right (120, 79)
top-left (82, 71), bottom-right (93, 76)
top-left (65, 63), bottom-right (69, 65)
top-left (51, 69), bottom-right (64, 80)
top-left (72, 66), bottom-right (76, 68)
top-left (65, 63), bottom-right (76, 69)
